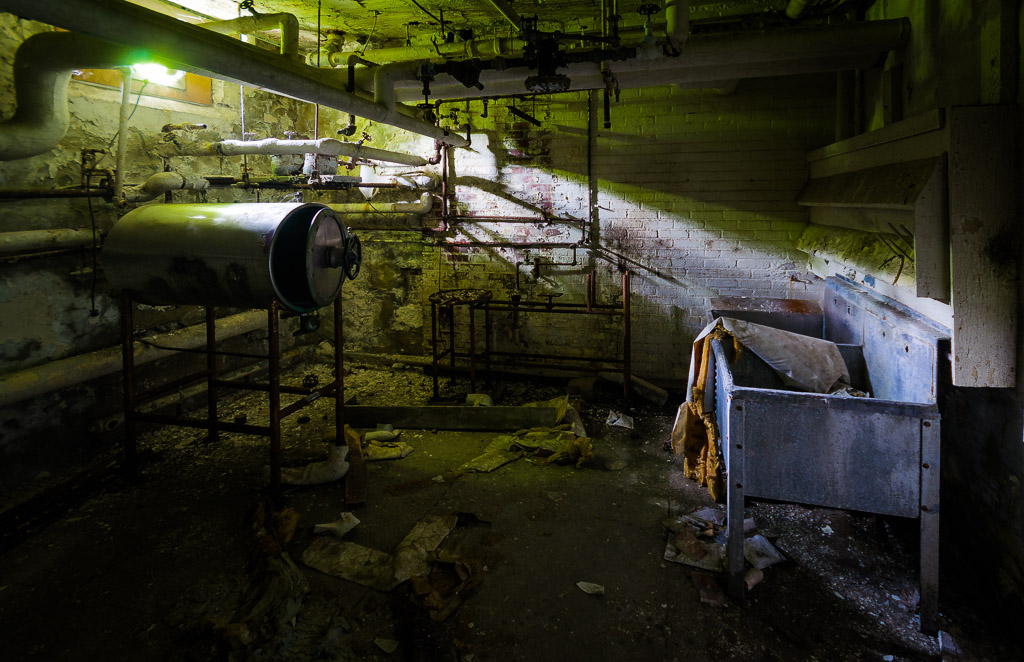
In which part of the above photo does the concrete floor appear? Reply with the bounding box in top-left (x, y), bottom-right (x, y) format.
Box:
top-left (0, 364), bottom-right (1014, 661)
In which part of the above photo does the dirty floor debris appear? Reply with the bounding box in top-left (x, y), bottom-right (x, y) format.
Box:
top-left (0, 362), bottom-right (1019, 661)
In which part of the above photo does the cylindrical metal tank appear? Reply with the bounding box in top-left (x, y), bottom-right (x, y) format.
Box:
top-left (104, 203), bottom-right (359, 312)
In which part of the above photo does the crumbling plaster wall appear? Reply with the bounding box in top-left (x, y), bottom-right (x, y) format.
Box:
top-left (0, 15), bottom-right (322, 487)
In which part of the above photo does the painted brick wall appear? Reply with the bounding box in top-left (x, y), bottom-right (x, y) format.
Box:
top-left (365, 74), bottom-right (835, 384)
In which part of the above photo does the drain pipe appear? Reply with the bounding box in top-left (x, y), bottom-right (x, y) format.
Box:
top-left (0, 228), bottom-right (94, 255)
top-left (123, 171), bottom-right (209, 203)
top-left (201, 13), bottom-right (300, 57)
top-left (0, 0), bottom-right (469, 147)
top-left (0, 310), bottom-right (266, 408)
top-left (327, 192), bottom-right (433, 214)
top-left (113, 66), bottom-right (132, 202)
top-left (155, 136), bottom-right (428, 167)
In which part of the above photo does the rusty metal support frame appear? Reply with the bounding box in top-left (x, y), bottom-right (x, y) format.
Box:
top-left (119, 294), bottom-right (346, 501)
top-left (429, 271), bottom-right (632, 399)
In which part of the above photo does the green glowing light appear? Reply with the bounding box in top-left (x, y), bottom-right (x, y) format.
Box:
top-left (130, 63), bottom-right (185, 86)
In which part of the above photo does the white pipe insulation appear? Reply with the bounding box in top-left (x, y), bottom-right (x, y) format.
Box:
top-left (0, 311), bottom-right (266, 408)
top-left (327, 192), bottom-right (433, 214)
top-left (0, 31), bottom-right (139, 160)
top-left (201, 12), bottom-right (299, 57)
top-left (113, 66), bottom-right (133, 202)
top-left (0, 0), bottom-right (469, 148)
top-left (122, 172), bottom-right (209, 202)
top-left (665, 0), bottom-right (689, 53)
top-left (155, 136), bottom-right (428, 167)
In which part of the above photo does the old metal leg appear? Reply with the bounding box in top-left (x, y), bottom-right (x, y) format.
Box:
top-left (469, 302), bottom-right (477, 392)
top-left (268, 301), bottom-right (281, 502)
top-left (120, 295), bottom-right (137, 475)
top-left (919, 417), bottom-right (941, 634)
top-left (205, 305), bottom-right (218, 443)
top-left (622, 270), bottom-right (632, 401)
top-left (431, 302), bottom-right (439, 399)
top-left (726, 398), bottom-right (746, 600)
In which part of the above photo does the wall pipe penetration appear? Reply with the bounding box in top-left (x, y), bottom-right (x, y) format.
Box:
top-left (0, 310), bottom-right (266, 408)
top-left (0, 0), bottom-right (469, 161)
top-left (123, 171), bottom-right (209, 202)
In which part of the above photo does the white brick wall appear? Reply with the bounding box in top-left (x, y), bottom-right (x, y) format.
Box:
top-left (368, 74), bottom-right (834, 383)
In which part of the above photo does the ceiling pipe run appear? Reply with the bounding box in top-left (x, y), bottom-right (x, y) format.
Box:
top-left (201, 12), bottom-right (300, 57)
top-left (327, 192), bottom-right (433, 214)
top-left (392, 19), bottom-right (909, 101)
top-left (0, 0), bottom-right (469, 148)
top-left (155, 136), bottom-right (429, 167)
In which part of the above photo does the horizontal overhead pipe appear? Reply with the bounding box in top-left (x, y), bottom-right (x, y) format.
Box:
top-left (327, 192), bottom-right (433, 214)
top-left (0, 187), bottom-right (108, 199)
top-left (395, 19), bottom-right (909, 101)
top-left (309, 38), bottom-right (526, 67)
top-left (0, 310), bottom-right (266, 408)
top-left (0, 0), bottom-right (469, 147)
top-left (0, 228), bottom-right (94, 255)
top-left (201, 12), bottom-right (299, 57)
top-left (0, 31), bottom-right (146, 160)
top-left (156, 135), bottom-right (428, 166)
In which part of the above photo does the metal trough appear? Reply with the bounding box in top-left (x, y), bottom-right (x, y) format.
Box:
top-left (710, 276), bottom-right (947, 634)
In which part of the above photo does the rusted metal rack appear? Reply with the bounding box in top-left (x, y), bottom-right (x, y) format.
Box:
top-left (429, 271), bottom-right (632, 399)
top-left (120, 295), bottom-right (346, 500)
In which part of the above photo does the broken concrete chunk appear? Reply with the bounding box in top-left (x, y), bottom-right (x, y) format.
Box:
top-left (743, 534), bottom-right (786, 570)
top-left (576, 581), bottom-right (605, 596)
top-left (313, 512), bottom-right (360, 538)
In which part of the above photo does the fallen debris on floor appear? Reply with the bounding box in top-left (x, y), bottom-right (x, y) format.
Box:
top-left (302, 514), bottom-right (460, 593)
top-left (693, 574), bottom-right (728, 607)
top-left (280, 444), bottom-right (350, 486)
top-left (663, 506), bottom-right (785, 589)
top-left (375, 638), bottom-right (400, 654)
top-left (605, 410), bottom-right (634, 429)
top-left (362, 440), bottom-right (414, 461)
top-left (409, 546), bottom-right (483, 621)
top-left (576, 581), bottom-right (605, 596)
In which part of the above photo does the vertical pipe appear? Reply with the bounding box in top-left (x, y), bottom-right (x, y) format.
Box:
top-left (334, 291), bottom-right (344, 445)
top-left (586, 271), bottom-right (593, 312)
top-left (431, 302), bottom-right (439, 399)
top-left (268, 300), bottom-right (281, 503)
top-left (114, 66), bottom-right (133, 202)
top-left (622, 270), bottom-right (631, 400)
top-left (120, 295), bottom-right (137, 474)
top-left (205, 305), bottom-right (218, 442)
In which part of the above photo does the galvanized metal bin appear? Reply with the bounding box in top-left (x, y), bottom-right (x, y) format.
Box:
top-left (710, 276), bottom-right (946, 634)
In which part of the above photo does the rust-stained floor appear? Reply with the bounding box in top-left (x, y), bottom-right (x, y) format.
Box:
top-left (0, 361), bottom-right (1017, 661)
